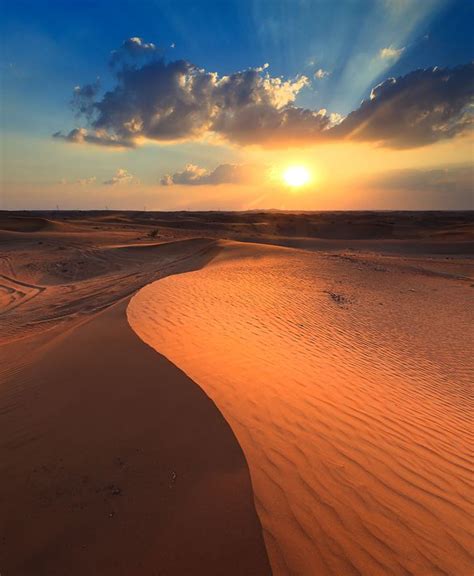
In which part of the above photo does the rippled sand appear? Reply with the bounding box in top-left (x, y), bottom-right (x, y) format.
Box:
top-left (128, 241), bottom-right (473, 575)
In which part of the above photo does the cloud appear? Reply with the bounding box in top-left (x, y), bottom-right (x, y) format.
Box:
top-left (121, 37), bottom-right (157, 55)
top-left (160, 164), bottom-right (207, 185)
top-left (379, 46), bottom-right (406, 60)
top-left (58, 176), bottom-right (97, 185)
top-left (72, 81), bottom-right (100, 119)
top-left (53, 127), bottom-right (134, 148)
top-left (110, 37), bottom-right (158, 65)
top-left (77, 176), bottom-right (96, 186)
top-left (161, 163), bottom-right (267, 186)
top-left (56, 41), bottom-right (329, 147)
top-left (366, 164), bottom-right (474, 209)
top-left (314, 68), bottom-right (330, 79)
top-left (371, 164), bottom-right (473, 192)
top-left (56, 39), bottom-right (474, 149)
top-left (103, 168), bottom-right (135, 186)
top-left (333, 63), bottom-right (474, 148)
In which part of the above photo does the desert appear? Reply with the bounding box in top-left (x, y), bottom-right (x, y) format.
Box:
top-left (1, 210), bottom-right (473, 575)
top-left (2, 5), bottom-right (474, 573)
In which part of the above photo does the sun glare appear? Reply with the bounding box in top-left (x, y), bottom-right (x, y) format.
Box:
top-left (283, 166), bottom-right (311, 187)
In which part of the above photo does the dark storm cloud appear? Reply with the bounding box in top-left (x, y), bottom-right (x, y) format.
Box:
top-left (55, 38), bottom-right (474, 149)
top-left (160, 163), bottom-right (267, 186)
top-left (333, 63), bottom-right (474, 148)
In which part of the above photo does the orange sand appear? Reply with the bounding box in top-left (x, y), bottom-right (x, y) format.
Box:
top-left (2, 211), bottom-right (473, 575)
top-left (128, 241), bottom-right (474, 575)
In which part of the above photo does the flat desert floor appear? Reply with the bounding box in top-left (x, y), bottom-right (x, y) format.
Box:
top-left (1, 210), bottom-right (473, 575)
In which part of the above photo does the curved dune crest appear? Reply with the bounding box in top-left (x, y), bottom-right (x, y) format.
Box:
top-left (128, 241), bottom-right (474, 576)
top-left (0, 234), bottom-right (272, 575)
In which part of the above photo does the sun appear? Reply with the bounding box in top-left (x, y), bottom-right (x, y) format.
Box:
top-left (283, 165), bottom-right (311, 187)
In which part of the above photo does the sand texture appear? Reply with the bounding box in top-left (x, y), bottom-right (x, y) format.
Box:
top-left (1, 210), bottom-right (473, 575)
top-left (128, 240), bottom-right (474, 575)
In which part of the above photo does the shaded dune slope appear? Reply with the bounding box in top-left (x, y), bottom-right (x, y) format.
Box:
top-left (1, 235), bottom-right (271, 575)
top-left (0, 298), bottom-right (271, 576)
top-left (128, 241), bottom-right (474, 576)
top-left (0, 215), bottom-right (78, 233)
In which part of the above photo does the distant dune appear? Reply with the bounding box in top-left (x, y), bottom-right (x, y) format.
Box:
top-left (0, 215), bottom-right (79, 233)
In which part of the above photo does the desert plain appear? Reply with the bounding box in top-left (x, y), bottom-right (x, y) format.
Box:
top-left (0, 210), bottom-right (473, 576)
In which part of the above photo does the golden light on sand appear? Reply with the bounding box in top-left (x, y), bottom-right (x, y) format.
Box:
top-left (283, 165), bottom-right (311, 187)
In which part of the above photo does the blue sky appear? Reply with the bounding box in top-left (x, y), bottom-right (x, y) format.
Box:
top-left (1, 0), bottom-right (473, 209)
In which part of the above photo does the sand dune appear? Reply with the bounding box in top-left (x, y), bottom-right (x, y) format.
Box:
top-left (128, 240), bottom-right (474, 575)
top-left (0, 228), bottom-right (271, 575)
top-left (1, 211), bottom-right (473, 575)
top-left (0, 236), bottom-right (217, 343)
top-left (0, 299), bottom-right (271, 575)
top-left (0, 215), bottom-right (82, 234)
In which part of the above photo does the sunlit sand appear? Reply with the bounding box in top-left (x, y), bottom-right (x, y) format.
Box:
top-left (128, 240), bottom-right (473, 575)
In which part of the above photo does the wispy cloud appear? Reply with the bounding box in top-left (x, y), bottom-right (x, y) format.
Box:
top-left (379, 46), bottom-right (406, 60)
top-left (366, 164), bottom-right (474, 209)
top-left (314, 68), bottom-right (330, 79)
top-left (53, 128), bottom-right (133, 148)
top-left (77, 176), bottom-right (96, 186)
top-left (58, 176), bottom-right (97, 185)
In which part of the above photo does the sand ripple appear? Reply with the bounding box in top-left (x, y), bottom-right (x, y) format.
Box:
top-left (128, 241), bottom-right (474, 575)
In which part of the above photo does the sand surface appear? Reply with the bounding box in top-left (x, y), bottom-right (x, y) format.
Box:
top-left (0, 299), bottom-right (271, 575)
top-left (0, 218), bottom-right (271, 575)
top-left (128, 240), bottom-right (474, 575)
top-left (1, 210), bottom-right (473, 575)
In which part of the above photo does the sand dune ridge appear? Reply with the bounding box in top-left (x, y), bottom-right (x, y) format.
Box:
top-left (128, 240), bottom-right (474, 576)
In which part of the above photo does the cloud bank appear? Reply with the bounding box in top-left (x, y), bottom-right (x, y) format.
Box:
top-left (55, 37), bottom-right (474, 149)
top-left (367, 164), bottom-right (474, 209)
top-left (331, 64), bottom-right (474, 148)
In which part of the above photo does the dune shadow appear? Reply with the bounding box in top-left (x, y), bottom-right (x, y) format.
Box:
top-left (0, 280), bottom-right (271, 575)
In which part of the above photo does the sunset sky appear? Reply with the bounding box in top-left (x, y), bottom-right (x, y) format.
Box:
top-left (1, 0), bottom-right (473, 210)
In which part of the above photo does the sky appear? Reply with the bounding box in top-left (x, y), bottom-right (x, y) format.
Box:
top-left (1, 0), bottom-right (473, 210)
